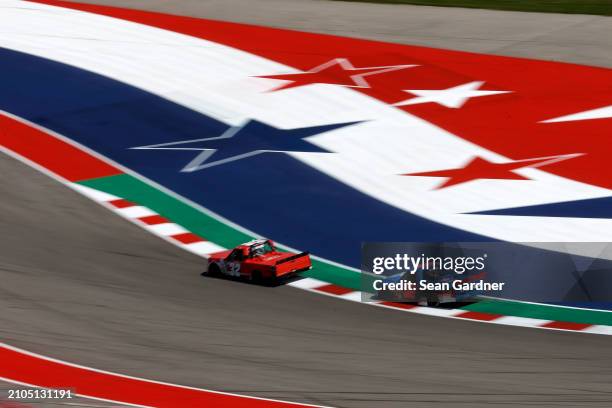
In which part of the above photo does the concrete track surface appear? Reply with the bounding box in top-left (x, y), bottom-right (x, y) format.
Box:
top-left (74, 0), bottom-right (612, 68)
top-left (1, 1), bottom-right (612, 407)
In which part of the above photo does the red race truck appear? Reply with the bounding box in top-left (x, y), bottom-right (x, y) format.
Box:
top-left (206, 239), bottom-right (311, 282)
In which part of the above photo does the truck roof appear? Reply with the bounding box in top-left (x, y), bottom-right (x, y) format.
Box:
top-left (241, 239), bottom-right (269, 248)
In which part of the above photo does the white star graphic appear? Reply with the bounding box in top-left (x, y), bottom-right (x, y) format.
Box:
top-left (258, 58), bottom-right (418, 91)
top-left (310, 58), bottom-right (418, 88)
top-left (394, 81), bottom-right (510, 109)
top-left (541, 104), bottom-right (612, 123)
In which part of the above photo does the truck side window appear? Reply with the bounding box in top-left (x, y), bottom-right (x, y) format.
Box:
top-left (228, 249), bottom-right (242, 261)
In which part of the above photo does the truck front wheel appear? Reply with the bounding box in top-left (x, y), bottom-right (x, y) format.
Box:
top-left (208, 263), bottom-right (221, 277)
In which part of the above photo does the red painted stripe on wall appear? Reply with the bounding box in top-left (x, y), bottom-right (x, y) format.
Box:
top-left (108, 199), bottom-right (135, 209)
top-left (138, 215), bottom-right (169, 225)
top-left (314, 284), bottom-right (354, 296)
top-left (171, 232), bottom-right (205, 244)
top-left (0, 113), bottom-right (121, 182)
top-left (0, 344), bottom-right (321, 408)
top-left (541, 321), bottom-right (592, 331)
top-left (455, 311), bottom-right (503, 321)
top-left (379, 301), bottom-right (418, 310)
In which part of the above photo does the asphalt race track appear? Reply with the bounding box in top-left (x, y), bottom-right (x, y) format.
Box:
top-left (1, 1), bottom-right (612, 407)
top-left (3, 150), bottom-right (612, 407)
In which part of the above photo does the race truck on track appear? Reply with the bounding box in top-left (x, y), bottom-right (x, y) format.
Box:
top-left (205, 239), bottom-right (312, 282)
top-left (377, 268), bottom-right (482, 306)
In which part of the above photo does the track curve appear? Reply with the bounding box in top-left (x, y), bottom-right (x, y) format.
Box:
top-left (2, 1), bottom-right (612, 407)
top-left (2, 152), bottom-right (612, 407)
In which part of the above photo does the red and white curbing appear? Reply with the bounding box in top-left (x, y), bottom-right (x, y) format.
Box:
top-left (288, 277), bottom-right (612, 335)
top-left (0, 342), bottom-right (327, 408)
top-left (72, 184), bottom-right (612, 336)
top-left (71, 184), bottom-right (225, 257)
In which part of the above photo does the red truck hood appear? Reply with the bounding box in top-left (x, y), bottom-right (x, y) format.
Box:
top-left (208, 250), bottom-right (232, 261)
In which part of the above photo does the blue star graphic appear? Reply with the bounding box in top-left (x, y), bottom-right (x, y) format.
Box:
top-left (131, 119), bottom-right (362, 172)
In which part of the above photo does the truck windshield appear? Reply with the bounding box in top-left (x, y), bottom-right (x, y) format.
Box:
top-left (251, 242), bottom-right (274, 257)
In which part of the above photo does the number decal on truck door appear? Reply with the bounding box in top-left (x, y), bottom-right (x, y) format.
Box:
top-left (227, 262), bottom-right (241, 277)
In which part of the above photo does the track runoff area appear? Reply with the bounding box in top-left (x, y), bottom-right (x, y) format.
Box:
top-left (1, 0), bottom-right (612, 406)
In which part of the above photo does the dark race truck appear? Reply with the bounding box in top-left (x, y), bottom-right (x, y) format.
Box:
top-left (377, 268), bottom-right (483, 306)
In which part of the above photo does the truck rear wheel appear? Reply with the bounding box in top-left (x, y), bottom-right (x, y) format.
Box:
top-left (251, 270), bottom-right (262, 283)
top-left (208, 263), bottom-right (221, 277)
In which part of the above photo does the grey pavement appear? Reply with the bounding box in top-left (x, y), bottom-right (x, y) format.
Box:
top-left (73, 0), bottom-right (612, 67)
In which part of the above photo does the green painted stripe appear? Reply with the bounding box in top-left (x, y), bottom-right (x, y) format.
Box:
top-left (463, 299), bottom-right (612, 326)
top-left (78, 173), bottom-right (612, 325)
top-left (79, 174), bottom-right (251, 248)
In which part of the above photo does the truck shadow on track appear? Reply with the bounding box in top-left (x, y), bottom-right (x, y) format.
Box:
top-left (200, 270), bottom-right (304, 288)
